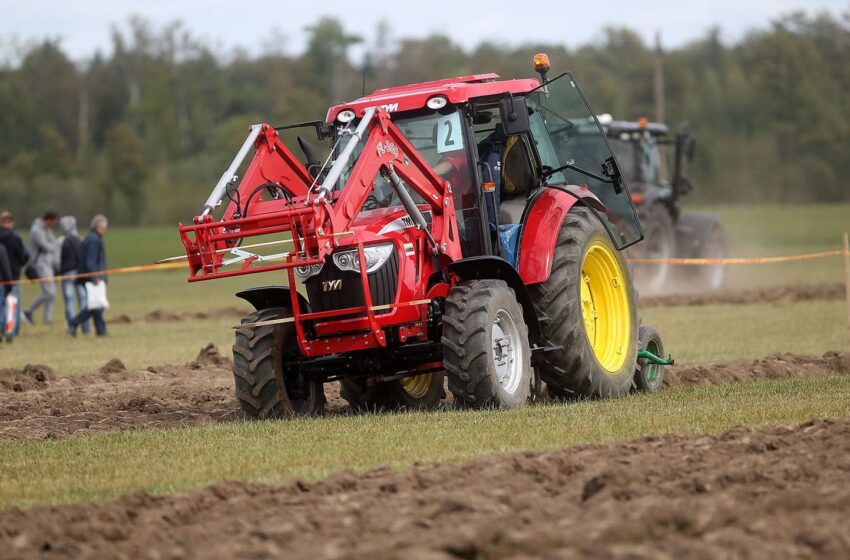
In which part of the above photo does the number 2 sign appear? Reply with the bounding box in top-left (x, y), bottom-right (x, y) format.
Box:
top-left (436, 113), bottom-right (464, 154)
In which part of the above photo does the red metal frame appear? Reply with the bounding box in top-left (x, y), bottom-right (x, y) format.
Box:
top-left (178, 109), bottom-right (460, 356)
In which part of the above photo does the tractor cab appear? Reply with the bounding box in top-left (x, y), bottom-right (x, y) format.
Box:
top-left (321, 71), bottom-right (643, 265)
top-left (601, 118), bottom-right (696, 212)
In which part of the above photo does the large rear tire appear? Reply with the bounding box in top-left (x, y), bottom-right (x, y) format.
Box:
top-left (529, 207), bottom-right (638, 399)
top-left (443, 279), bottom-right (532, 409)
top-left (340, 372), bottom-right (445, 412)
top-left (232, 307), bottom-right (325, 419)
top-left (630, 203), bottom-right (676, 295)
top-left (674, 213), bottom-right (727, 292)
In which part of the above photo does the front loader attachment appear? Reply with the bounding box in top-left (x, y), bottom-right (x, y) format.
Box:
top-left (178, 107), bottom-right (461, 356)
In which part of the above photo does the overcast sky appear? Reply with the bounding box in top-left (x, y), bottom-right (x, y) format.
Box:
top-left (0, 0), bottom-right (846, 62)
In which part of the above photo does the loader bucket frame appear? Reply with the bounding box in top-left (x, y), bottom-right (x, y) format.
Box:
top-left (178, 108), bottom-right (461, 356)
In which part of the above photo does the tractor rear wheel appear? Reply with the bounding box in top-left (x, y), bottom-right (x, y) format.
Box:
top-left (443, 279), bottom-right (532, 409)
top-left (340, 372), bottom-right (445, 412)
top-left (674, 213), bottom-right (727, 292)
top-left (631, 203), bottom-right (676, 294)
top-left (232, 307), bottom-right (325, 419)
top-left (530, 207), bottom-right (638, 399)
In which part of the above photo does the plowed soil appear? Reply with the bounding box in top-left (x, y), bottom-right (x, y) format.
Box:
top-left (1, 349), bottom-right (848, 443)
top-left (0, 344), bottom-right (347, 442)
top-left (641, 282), bottom-right (844, 307)
top-left (3, 417), bottom-right (849, 559)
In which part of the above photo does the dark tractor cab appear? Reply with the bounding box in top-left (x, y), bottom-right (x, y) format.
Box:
top-left (602, 117), bottom-right (727, 294)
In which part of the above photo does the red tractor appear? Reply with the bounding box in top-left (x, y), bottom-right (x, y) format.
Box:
top-left (177, 55), bottom-right (667, 417)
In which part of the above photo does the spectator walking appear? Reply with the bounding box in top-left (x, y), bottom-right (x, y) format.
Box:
top-left (69, 215), bottom-right (109, 337)
top-left (0, 243), bottom-right (11, 348)
top-left (23, 210), bottom-right (60, 325)
top-left (58, 216), bottom-right (90, 335)
top-left (0, 211), bottom-right (29, 342)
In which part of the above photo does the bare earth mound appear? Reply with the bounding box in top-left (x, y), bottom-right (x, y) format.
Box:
top-left (2, 417), bottom-right (849, 559)
top-left (665, 351), bottom-right (850, 387)
top-left (641, 282), bottom-right (844, 307)
top-left (0, 350), bottom-right (847, 443)
top-left (0, 344), bottom-right (347, 442)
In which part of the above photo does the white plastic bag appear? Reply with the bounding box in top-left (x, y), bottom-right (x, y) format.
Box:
top-left (85, 282), bottom-right (110, 310)
top-left (3, 294), bottom-right (16, 335)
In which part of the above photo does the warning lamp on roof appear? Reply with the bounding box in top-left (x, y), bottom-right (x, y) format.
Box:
top-left (638, 117), bottom-right (649, 129)
top-left (533, 53), bottom-right (550, 83)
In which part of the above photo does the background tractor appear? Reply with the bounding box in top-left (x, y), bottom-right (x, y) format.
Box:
top-left (176, 55), bottom-right (668, 417)
top-left (602, 118), bottom-right (727, 294)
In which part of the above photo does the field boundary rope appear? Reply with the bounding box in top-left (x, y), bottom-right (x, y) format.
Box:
top-left (2, 247), bottom-right (849, 286)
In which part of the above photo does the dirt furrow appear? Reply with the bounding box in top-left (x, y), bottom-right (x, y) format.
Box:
top-left (1, 348), bottom-right (848, 443)
top-left (2, 417), bottom-right (849, 559)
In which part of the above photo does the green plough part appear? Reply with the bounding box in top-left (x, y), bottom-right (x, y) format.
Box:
top-left (638, 349), bottom-right (675, 366)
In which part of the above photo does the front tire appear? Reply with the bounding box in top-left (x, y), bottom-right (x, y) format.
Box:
top-left (232, 307), bottom-right (325, 419)
top-left (443, 279), bottom-right (532, 409)
top-left (529, 207), bottom-right (638, 399)
top-left (340, 372), bottom-right (445, 412)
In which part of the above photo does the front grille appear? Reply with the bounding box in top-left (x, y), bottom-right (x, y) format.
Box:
top-left (305, 247), bottom-right (398, 316)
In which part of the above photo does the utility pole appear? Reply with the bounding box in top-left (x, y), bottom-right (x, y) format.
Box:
top-left (653, 32), bottom-right (666, 178)
top-left (653, 32), bottom-right (665, 124)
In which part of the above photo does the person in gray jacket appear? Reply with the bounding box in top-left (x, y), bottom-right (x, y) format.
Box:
top-left (23, 210), bottom-right (60, 325)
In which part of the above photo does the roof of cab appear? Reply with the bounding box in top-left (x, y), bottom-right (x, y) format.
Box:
top-left (325, 73), bottom-right (541, 123)
top-left (605, 120), bottom-right (669, 137)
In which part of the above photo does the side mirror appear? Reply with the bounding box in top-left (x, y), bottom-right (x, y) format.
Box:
top-left (499, 96), bottom-right (530, 136)
top-left (601, 156), bottom-right (624, 194)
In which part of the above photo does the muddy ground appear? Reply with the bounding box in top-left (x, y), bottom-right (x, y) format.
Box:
top-left (2, 417), bottom-right (849, 559)
top-left (1, 347), bottom-right (848, 443)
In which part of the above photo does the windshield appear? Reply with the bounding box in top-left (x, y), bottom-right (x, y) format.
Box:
top-left (526, 73), bottom-right (642, 248)
top-left (340, 110), bottom-right (470, 207)
top-left (333, 108), bottom-right (485, 255)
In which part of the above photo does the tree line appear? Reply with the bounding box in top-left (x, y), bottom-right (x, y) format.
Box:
top-left (0, 12), bottom-right (847, 226)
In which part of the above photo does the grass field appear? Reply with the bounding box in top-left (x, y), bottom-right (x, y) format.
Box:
top-left (2, 374), bottom-right (848, 509)
top-left (5, 202), bottom-right (848, 373)
top-left (1, 203), bottom-right (848, 511)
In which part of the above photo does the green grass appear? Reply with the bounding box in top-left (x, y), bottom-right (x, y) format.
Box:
top-left (1, 203), bottom-right (847, 510)
top-left (692, 202), bottom-right (850, 288)
top-left (5, 202), bottom-right (848, 373)
top-left (5, 297), bottom-right (846, 374)
top-left (1, 374), bottom-right (848, 509)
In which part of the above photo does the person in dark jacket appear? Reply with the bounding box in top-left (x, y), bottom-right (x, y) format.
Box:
top-left (58, 216), bottom-right (90, 335)
top-left (0, 243), bottom-right (11, 346)
top-left (69, 215), bottom-right (109, 337)
top-left (0, 211), bottom-right (29, 342)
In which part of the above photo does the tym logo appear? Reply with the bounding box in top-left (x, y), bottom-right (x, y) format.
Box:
top-left (380, 103), bottom-right (399, 113)
top-left (322, 279), bottom-right (343, 292)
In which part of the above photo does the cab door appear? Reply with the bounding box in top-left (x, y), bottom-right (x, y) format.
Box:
top-left (525, 73), bottom-right (643, 248)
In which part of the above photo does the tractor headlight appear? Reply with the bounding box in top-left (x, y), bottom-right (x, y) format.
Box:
top-left (333, 243), bottom-right (394, 274)
top-left (294, 262), bottom-right (324, 280)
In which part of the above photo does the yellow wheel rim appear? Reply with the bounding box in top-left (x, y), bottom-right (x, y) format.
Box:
top-left (400, 373), bottom-right (433, 399)
top-left (580, 240), bottom-right (631, 372)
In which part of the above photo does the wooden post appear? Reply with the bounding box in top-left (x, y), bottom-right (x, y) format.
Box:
top-left (844, 232), bottom-right (850, 337)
